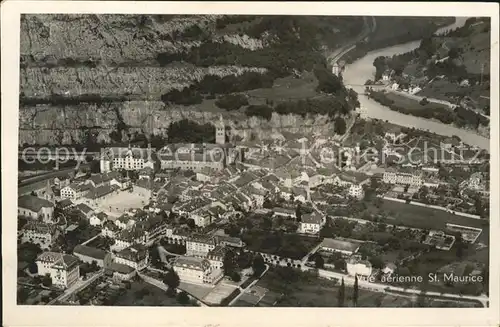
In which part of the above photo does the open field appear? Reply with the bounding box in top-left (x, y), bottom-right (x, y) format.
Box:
top-left (256, 267), bottom-right (478, 307)
top-left (370, 199), bottom-right (489, 232)
top-left (98, 190), bottom-right (150, 217)
top-left (202, 279), bottom-right (238, 305)
top-left (179, 281), bottom-right (213, 301)
top-left (384, 91), bottom-right (451, 112)
top-left (114, 281), bottom-right (189, 306)
top-left (245, 72), bottom-right (320, 101)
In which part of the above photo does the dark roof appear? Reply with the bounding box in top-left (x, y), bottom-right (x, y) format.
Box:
top-left (73, 244), bottom-right (108, 260)
top-left (77, 203), bottom-right (94, 214)
top-left (107, 262), bottom-right (135, 274)
top-left (18, 195), bottom-right (54, 212)
top-left (58, 198), bottom-right (74, 208)
top-left (115, 245), bottom-right (148, 262)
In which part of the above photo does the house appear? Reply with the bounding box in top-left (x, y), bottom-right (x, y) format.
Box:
top-left (85, 174), bottom-right (112, 188)
top-left (383, 168), bottom-right (423, 187)
top-left (215, 235), bottom-right (245, 248)
top-left (348, 184), bottom-right (364, 199)
top-left (299, 213), bottom-right (323, 234)
top-left (440, 137), bottom-right (461, 150)
top-left (101, 220), bottom-right (120, 238)
top-left (36, 252), bottom-right (80, 288)
top-left (106, 262), bottom-right (136, 281)
top-left (60, 183), bottom-right (92, 200)
top-left (320, 238), bottom-right (360, 256)
top-left (100, 144), bottom-right (157, 173)
top-left (207, 245), bottom-right (227, 270)
top-left (57, 199), bottom-right (74, 211)
top-left (76, 203), bottom-right (94, 219)
top-left (18, 195), bottom-right (55, 223)
top-left (73, 244), bottom-right (112, 268)
top-left (382, 69), bottom-right (392, 81)
top-left (21, 221), bottom-right (58, 250)
top-left (186, 234), bottom-right (216, 257)
top-left (53, 173), bottom-right (73, 188)
top-left (172, 256), bottom-right (223, 285)
top-left (113, 244), bottom-right (149, 271)
top-left (382, 263), bottom-right (397, 275)
top-left (272, 207), bottom-right (296, 219)
top-left (89, 212), bottom-right (108, 226)
top-left (346, 255), bottom-right (372, 276)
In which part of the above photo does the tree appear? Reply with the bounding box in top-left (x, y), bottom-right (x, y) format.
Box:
top-left (176, 291), bottom-right (190, 305)
top-left (186, 218), bottom-right (196, 229)
top-left (295, 204), bottom-right (302, 222)
top-left (28, 262), bottom-right (38, 274)
top-left (314, 255), bottom-right (325, 269)
top-left (338, 277), bottom-right (345, 307)
top-left (30, 191), bottom-right (37, 197)
top-left (163, 269), bottom-right (180, 293)
top-left (334, 117), bottom-right (347, 135)
top-left (42, 274), bottom-right (52, 287)
top-left (419, 98), bottom-right (429, 106)
top-left (223, 249), bottom-right (237, 276)
top-left (353, 275), bottom-right (359, 307)
top-left (252, 254), bottom-right (266, 277)
top-left (230, 271), bottom-right (241, 282)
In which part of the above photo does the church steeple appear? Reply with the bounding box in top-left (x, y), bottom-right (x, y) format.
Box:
top-left (215, 115), bottom-right (225, 145)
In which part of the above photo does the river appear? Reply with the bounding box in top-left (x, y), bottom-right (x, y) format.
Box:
top-left (343, 17), bottom-right (490, 152)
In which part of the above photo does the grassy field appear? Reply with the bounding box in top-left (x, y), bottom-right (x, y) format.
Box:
top-left (114, 281), bottom-right (194, 306)
top-left (372, 199), bottom-right (489, 230)
top-left (256, 267), bottom-right (479, 307)
top-left (384, 91), bottom-right (451, 112)
top-left (245, 72), bottom-right (320, 102)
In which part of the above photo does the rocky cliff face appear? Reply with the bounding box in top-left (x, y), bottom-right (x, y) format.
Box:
top-left (19, 102), bottom-right (337, 145)
top-left (19, 14), bottom-right (356, 145)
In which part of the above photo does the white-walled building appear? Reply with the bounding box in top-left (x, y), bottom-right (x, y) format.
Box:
top-left (348, 184), bottom-right (364, 199)
top-left (383, 169), bottom-right (423, 187)
top-left (18, 195), bottom-right (55, 223)
top-left (73, 244), bottom-right (112, 268)
top-left (36, 252), bottom-right (80, 289)
top-left (346, 256), bottom-right (373, 277)
top-left (320, 238), bottom-right (360, 256)
top-left (100, 144), bottom-right (156, 173)
top-left (113, 244), bottom-right (149, 271)
top-left (299, 213), bottom-right (323, 235)
top-left (173, 256), bottom-right (223, 285)
top-left (60, 183), bottom-right (92, 201)
top-left (186, 234), bottom-right (216, 257)
top-left (21, 221), bottom-right (58, 250)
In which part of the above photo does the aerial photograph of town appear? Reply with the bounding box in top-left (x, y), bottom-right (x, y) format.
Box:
top-left (16, 14), bottom-right (491, 308)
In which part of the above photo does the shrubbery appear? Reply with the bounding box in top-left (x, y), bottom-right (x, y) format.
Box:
top-left (215, 94), bottom-right (249, 111)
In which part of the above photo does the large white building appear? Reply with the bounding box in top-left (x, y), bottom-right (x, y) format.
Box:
top-left (100, 144), bottom-right (156, 173)
top-left (113, 244), bottom-right (149, 271)
top-left (21, 221), bottom-right (58, 250)
top-left (18, 195), bottom-right (55, 223)
top-left (320, 238), bottom-right (360, 256)
top-left (299, 213), bottom-right (323, 235)
top-left (346, 256), bottom-right (373, 277)
top-left (383, 168), bottom-right (423, 187)
top-left (172, 256), bottom-right (223, 285)
top-left (60, 183), bottom-right (92, 201)
top-left (36, 252), bottom-right (80, 289)
top-left (348, 184), bottom-right (365, 199)
top-left (186, 234), bottom-right (216, 257)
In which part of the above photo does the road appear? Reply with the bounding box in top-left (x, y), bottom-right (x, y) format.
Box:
top-left (48, 269), bottom-right (105, 304)
top-left (327, 16), bottom-right (374, 65)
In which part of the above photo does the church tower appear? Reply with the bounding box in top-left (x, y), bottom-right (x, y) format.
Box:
top-left (215, 115), bottom-right (225, 145)
top-left (44, 180), bottom-right (55, 204)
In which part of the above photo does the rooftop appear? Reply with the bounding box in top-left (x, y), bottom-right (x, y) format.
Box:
top-left (321, 238), bottom-right (360, 253)
top-left (73, 244), bottom-right (108, 260)
top-left (18, 195), bottom-right (54, 212)
top-left (174, 256), bottom-right (211, 271)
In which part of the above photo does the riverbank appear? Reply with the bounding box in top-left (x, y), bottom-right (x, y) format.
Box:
top-left (342, 17), bottom-right (490, 152)
top-left (340, 17), bottom-right (456, 64)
